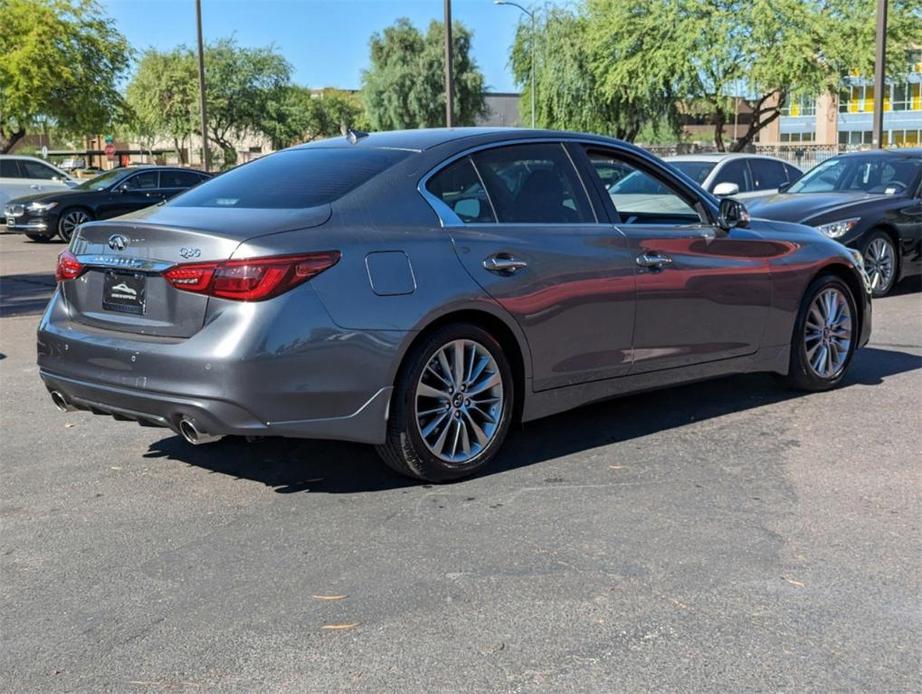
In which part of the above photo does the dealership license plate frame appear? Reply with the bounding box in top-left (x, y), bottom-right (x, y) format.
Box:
top-left (102, 270), bottom-right (147, 315)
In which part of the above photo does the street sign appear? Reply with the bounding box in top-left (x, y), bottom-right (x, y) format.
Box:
top-left (104, 143), bottom-right (116, 161)
top-left (41, 145), bottom-right (48, 159)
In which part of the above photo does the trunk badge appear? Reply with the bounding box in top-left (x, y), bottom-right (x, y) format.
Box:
top-left (108, 234), bottom-right (129, 251)
top-left (179, 247), bottom-right (201, 259)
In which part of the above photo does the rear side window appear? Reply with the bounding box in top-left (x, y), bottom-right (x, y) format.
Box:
top-left (426, 157), bottom-right (496, 223)
top-left (711, 159), bottom-right (752, 193)
top-left (161, 170), bottom-right (203, 188)
top-left (749, 159), bottom-right (788, 190)
top-left (172, 148), bottom-right (411, 209)
top-left (471, 143), bottom-right (595, 224)
top-left (0, 160), bottom-right (20, 178)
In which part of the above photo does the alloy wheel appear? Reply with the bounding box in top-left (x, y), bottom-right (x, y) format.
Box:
top-left (863, 236), bottom-right (895, 294)
top-left (415, 339), bottom-right (504, 464)
top-left (59, 210), bottom-right (89, 242)
top-left (803, 287), bottom-right (852, 379)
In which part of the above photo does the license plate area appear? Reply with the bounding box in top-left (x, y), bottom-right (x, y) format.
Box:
top-left (103, 271), bottom-right (146, 315)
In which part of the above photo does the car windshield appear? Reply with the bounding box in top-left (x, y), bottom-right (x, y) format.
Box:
top-left (788, 155), bottom-right (922, 195)
top-left (669, 161), bottom-right (716, 184)
top-left (171, 147), bottom-right (411, 209)
top-left (74, 169), bottom-right (129, 191)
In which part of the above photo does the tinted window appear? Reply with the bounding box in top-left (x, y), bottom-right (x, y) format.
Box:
top-left (0, 160), bottom-right (20, 178)
top-left (790, 156), bottom-right (922, 194)
top-left (122, 171), bottom-right (159, 190)
top-left (172, 148), bottom-right (410, 209)
top-left (784, 164), bottom-right (802, 184)
top-left (749, 159), bottom-right (788, 190)
top-left (589, 150), bottom-right (701, 223)
top-left (161, 170), bottom-right (203, 188)
top-left (711, 159), bottom-right (751, 193)
top-left (670, 161), bottom-right (716, 184)
top-left (20, 160), bottom-right (58, 180)
top-left (426, 157), bottom-right (496, 223)
top-left (471, 143), bottom-right (594, 224)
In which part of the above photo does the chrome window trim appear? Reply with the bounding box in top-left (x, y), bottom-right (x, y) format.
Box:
top-left (418, 137), bottom-right (610, 228)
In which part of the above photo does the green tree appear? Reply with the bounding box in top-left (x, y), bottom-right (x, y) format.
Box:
top-left (0, 0), bottom-right (131, 153)
top-left (261, 86), bottom-right (367, 149)
top-left (510, 6), bottom-right (677, 141)
top-left (203, 38), bottom-right (292, 167)
top-left (124, 47), bottom-right (198, 163)
top-left (362, 18), bottom-right (486, 130)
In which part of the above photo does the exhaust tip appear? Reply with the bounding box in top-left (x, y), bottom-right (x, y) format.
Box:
top-left (50, 391), bottom-right (72, 412)
top-left (178, 417), bottom-right (222, 446)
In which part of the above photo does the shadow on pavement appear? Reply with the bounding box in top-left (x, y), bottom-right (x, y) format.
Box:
top-left (0, 272), bottom-right (55, 318)
top-left (145, 346), bottom-right (921, 494)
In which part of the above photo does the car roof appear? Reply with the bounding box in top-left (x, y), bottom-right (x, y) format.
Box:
top-left (0, 154), bottom-right (55, 162)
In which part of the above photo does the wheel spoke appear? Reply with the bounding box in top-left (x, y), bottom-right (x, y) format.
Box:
top-left (462, 410), bottom-right (490, 447)
top-left (421, 411), bottom-right (449, 438)
top-left (468, 371), bottom-right (501, 396)
top-left (418, 382), bottom-right (450, 400)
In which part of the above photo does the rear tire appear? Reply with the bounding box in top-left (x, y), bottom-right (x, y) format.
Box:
top-left (861, 230), bottom-right (897, 297)
top-left (785, 274), bottom-right (858, 392)
top-left (25, 234), bottom-right (53, 243)
top-left (376, 323), bottom-right (514, 483)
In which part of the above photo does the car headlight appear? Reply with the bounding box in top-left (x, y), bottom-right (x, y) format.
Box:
top-left (815, 218), bottom-right (860, 239)
top-left (27, 201), bottom-right (58, 213)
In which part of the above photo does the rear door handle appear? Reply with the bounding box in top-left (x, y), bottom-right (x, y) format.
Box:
top-left (483, 254), bottom-right (528, 274)
top-left (636, 251), bottom-right (673, 269)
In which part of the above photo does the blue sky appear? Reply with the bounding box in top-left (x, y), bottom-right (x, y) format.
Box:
top-left (101, 0), bottom-right (541, 92)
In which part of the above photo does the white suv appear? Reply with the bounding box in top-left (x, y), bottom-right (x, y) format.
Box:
top-left (0, 155), bottom-right (76, 213)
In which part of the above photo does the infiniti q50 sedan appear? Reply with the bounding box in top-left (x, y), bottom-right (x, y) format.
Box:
top-left (38, 128), bottom-right (871, 482)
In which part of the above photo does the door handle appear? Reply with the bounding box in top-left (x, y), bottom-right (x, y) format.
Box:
top-left (30, 184), bottom-right (41, 190)
top-left (636, 251), bottom-right (673, 269)
top-left (483, 254), bottom-right (528, 274)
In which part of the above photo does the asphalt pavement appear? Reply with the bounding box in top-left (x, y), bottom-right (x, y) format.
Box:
top-left (1, 233), bottom-right (920, 692)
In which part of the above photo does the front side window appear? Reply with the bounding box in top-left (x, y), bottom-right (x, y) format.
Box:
top-left (471, 143), bottom-right (595, 224)
top-left (20, 160), bottom-right (58, 180)
top-left (670, 160), bottom-right (716, 185)
top-left (122, 171), bottom-right (159, 190)
top-left (749, 159), bottom-right (788, 190)
top-left (590, 150), bottom-right (701, 224)
top-left (426, 157), bottom-right (496, 224)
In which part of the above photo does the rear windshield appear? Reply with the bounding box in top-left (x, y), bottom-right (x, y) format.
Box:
top-left (170, 147), bottom-right (411, 209)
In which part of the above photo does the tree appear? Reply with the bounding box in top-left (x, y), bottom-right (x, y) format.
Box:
top-left (0, 0), bottom-right (131, 153)
top-left (585, 0), bottom-right (922, 152)
top-left (261, 86), bottom-right (367, 149)
top-left (124, 48), bottom-right (198, 163)
top-left (203, 38), bottom-right (292, 167)
top-left (362, 18), bottom-right (486, 130)
top-left (510, 6), bottom-right (677, 141)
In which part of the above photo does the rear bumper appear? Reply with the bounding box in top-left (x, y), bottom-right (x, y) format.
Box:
top-left (37, 288), bottom-right (406, 444)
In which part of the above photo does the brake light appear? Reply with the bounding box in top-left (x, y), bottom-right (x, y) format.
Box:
top-left (164, 252), bottom-right (340, 301)
top-left (55, 250), bottom-right (85, 281)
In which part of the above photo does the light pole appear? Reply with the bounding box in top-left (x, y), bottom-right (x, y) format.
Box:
top-left (495, 0), bottom-right (536, 128)
top-left (871, 0), bottom-right (887, 149)
top-left (195, 0), bottom-right (210, 171)
top-left (445, 0), bottom-right (454, 127)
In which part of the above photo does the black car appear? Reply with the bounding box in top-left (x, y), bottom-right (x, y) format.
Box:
top-left (747, 149), bottom-right (922, 297)
top-left (4, 166), bottom-right (211, 242)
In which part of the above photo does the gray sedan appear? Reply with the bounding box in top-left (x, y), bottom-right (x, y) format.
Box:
top-left (39, 129), bottom-right (871, 482)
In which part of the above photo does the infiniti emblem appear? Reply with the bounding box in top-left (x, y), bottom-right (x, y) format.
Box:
top-left (108, 234), bottom-right (129, 251)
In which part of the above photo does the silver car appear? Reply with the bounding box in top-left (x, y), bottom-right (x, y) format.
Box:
top-left (39, 129), bottom-right (871, 482)
top-left (665, 153), bottom-right (802, 201)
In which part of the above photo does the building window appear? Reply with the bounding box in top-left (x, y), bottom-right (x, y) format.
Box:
top-left (781, 95), bottom-right (816, 117)
top-left (839, 80), bottom-right (922, 113)
top-left (780, 131), bottom-right (815, 143)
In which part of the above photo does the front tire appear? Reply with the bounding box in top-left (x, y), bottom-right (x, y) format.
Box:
top-left (861, 230), bottom-right (897, 297)
top-left (57, 208), bottom-right (91, 243)
top-left (25, 233), bottom-right (53, 243)
top-left (376, 324), bottom-right (514, 483)
top-left (785, 274), bottom-right (858, 392)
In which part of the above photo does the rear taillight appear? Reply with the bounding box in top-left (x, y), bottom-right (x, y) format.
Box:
top-left (164, 252), bottom-right (340, 301)
top-left (55, 250), bottom-right (85, 281)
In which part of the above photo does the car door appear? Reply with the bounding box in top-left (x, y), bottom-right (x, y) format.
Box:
top-left (18, 159), bottom-right (71, 193)
top-left (100, 170), bottom-right (161, 218)
top-left (582, 145), bottom-right (775, 374)
top-left (427, 142), bottom-right (636, 390)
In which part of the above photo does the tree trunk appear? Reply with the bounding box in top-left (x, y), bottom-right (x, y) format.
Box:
top-left (730, 90), bottom-right (786, 152)
top-left (713, 105), bottom-right (726, 152)
top-left (0, 127), bottom-right (26, 154)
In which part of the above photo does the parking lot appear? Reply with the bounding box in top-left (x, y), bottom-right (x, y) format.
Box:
top-left (1, 232), bottom-right (920, 692)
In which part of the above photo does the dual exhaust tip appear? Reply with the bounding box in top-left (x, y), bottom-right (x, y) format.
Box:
top-left (50, 390), bottom-right (220, 446)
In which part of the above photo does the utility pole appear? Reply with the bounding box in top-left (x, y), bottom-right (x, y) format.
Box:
top-left (494, 1), bottom-right (536, 128)
top-left (195, 0), bottom-right (210, 170)
top-left (444, 0), bottom-right (454, 127)
top-left (871, 0), bottom-right (887, 149)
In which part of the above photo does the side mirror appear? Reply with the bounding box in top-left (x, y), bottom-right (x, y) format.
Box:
top-left (717, 197), bottom-right (750, 231)
top-left (777, 181), bottom-right (792, 193)
top-left (712, 181), bottom-right (740, 197)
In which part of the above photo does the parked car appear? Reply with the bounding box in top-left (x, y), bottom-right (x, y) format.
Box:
top-left (1, 155), bottom-right (76, 213)
top-left (666, 153), bottom-right (802, 201)
top-left (39, 129), bottom-right (871, 483)
top-left (58, 157), bottom-right (86, 171)
top-left (748, 149), bottom-right (922, 297)
top-left (4, 166), bottom-right (210, 242)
